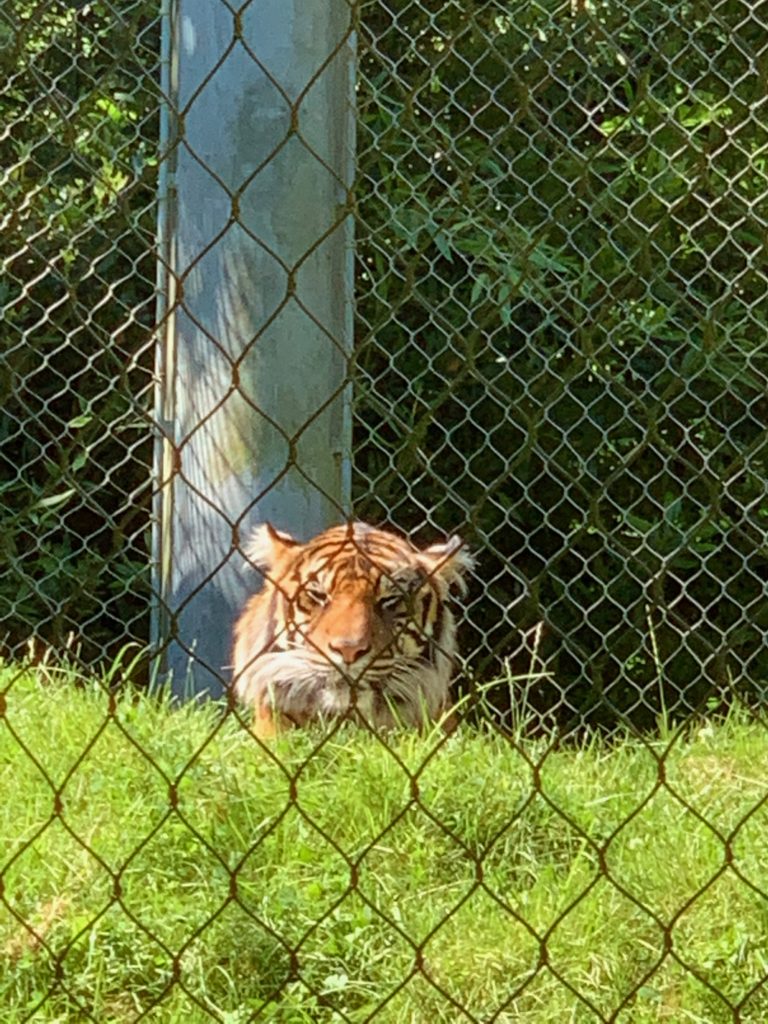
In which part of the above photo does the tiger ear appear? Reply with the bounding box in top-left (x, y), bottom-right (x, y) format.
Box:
top-left (243, 522), bottom-right (299, 571)
top-left (419, 535), bottom-right (474, 594)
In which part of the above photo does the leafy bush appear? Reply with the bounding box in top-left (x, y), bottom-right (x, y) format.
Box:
top-left (2, 0), bottom-right (767, 726)
top-left (353, 0), bottom-right (768, 727)
top-left (0, 0), bottom-right (159, 661)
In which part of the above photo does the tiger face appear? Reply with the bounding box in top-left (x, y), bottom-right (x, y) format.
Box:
top-left (231, 522), bottom-right (472, 736)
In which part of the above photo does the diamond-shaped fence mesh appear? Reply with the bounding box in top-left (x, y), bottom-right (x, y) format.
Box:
top-left (2, 0), bottom-right (768, 1019)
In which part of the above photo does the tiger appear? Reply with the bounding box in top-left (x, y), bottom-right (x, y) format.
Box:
top-left (231, 521), bottom-right (473, 737)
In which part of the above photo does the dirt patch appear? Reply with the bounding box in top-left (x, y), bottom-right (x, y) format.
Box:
top-left (3, 895), bottom-right (70, 959)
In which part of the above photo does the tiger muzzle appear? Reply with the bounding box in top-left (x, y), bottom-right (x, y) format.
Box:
top-left (313, 593), bottom-right (376, 668)
top-left (328, 636), bottom-right (372, 665)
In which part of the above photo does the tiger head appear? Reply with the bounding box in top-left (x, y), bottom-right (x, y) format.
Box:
top-left (231, 521), bottom-right (472, 735)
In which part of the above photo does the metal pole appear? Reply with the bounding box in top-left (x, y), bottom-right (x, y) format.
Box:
top-left (154, 0), bottom-right (355, 698)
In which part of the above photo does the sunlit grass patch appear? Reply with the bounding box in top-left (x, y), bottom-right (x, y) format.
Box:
top-left (2, 661), bottom-right (768, 1022)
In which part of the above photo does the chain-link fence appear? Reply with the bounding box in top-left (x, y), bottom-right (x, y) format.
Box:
top-left (353, 1), bottom-right (768, 730)
top-left (2, 0), bottom-right (768, 1019)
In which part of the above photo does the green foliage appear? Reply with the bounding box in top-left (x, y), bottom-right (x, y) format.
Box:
top-left (0, 0), bottom-right (159, 659)
top-left (353, 0), bottom-right (768, 726)
top-left (2, 0), bottom-right (767, 726)
top-left (4, 666), bottom-right (768, 1021)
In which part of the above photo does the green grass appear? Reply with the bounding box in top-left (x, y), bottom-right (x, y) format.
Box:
top-left (3, 661), bottom-right (768, 1023)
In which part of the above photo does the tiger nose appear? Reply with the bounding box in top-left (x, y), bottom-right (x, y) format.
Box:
top-left (328, 638), bottom-right (372, 665)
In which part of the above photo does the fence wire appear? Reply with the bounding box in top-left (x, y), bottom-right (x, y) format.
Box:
top-left (2, 0), bottom-right (768, 1020)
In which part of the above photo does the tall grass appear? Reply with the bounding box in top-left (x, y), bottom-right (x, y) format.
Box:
top-left (2, 661), bottom-right (768, 1022)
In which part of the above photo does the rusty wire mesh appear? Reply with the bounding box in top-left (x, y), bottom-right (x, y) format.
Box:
top-left (2, 0), bottom-right (768, 1019)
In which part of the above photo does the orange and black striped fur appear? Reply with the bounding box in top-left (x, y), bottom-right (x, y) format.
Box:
top-left (232, 522), bottom-right (472, 737)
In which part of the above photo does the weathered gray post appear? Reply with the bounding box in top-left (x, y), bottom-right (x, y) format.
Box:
top-left (153, 0), bottom-right (355, 697)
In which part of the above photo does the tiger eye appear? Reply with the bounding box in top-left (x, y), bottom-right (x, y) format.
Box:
top-left (296, 583), bottom-right (327, 613)
top-left (377, 591), bottom-right (404, 612)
